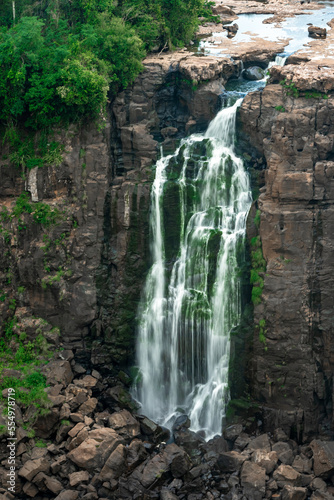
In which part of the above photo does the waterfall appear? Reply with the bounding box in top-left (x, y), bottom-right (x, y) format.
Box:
top-left (133, 98), bottom-right (252, 439)
top-left (268, 54), bottom-right (287, 69)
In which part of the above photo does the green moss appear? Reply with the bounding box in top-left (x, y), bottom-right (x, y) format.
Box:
top-left (254, 209), bottom-right (261, 228)
top-left (279, 79), bottom-right (299, 98)
top-left (250, 235), bottom-right (266, 305)
top-left (0, 370), bottom-right (49, 408)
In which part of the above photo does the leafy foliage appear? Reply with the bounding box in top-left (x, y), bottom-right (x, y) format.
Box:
top-left (0, 0), bottom-right (214, 137)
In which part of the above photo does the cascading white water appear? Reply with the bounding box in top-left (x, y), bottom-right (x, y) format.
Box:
top-left (133, 98), bottom-right (252, 439)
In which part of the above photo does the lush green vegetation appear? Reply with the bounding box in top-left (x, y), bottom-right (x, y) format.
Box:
top-left (250, 235), bottom-right (266, 306)
top-left (0, 316), bottom-right (53, 413)
top-left (0, 0), bottom-right (215, 138)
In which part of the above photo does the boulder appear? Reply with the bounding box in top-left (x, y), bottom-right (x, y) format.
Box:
top-left (108, 409), bottom-right (140, 441)
top-left (272, 442), bottom-right (294, 465)
top-left (41, 360), bottom-right (73, 386)
top-left (141, 443), bottom-right (190, 487)
top-left (223, 424), bottom-right (243, 443)
top-left (99, 444), bottom-right (126, 481)
top-left (18, 458), bottom-right (50, 481)
top-left (44, 475), bottom-right (63, 495)
top-left (308, 26), bottom-right (326, 39)
top-left (234, 432), bottom-right (251, 450)
top-left (247, 433), bottom-right (271, 452)
top-left (252, 449), bottom-right (279, 474)
top-left (68, 429), bottom-right (124, 471)
top-left (311, 478), bottom-right (327, 492)
top-left (292, 455), bottom-right (313, 474)
top-left (69, 470), bottom-right (90, 487)
top-left (127, 439), bottom-right (148, 470)
top-left (174, 428), bottom-right (204, 457)
top-left (172, 414), bottom-right (191, 431)
top-left (78, 397), bottom-right (97, 415)
top-left (240, 461), bottom-right (266, 500)
top-left (22, 481), bottom-right (39, 498)
top-left (243, 66), bottom-right (265, 81)
top-left (273, 465), bottom-right (302, 488)
top-left (33, 408), bottom-right (60, 439)
top-left (54, 491), bottom-right (79, 500)
top-left (160, 489), bottom-right (179, 500)
top-left (73, 375), bottom-right (98, 388)
top-left (310, 440), bottom-right (334, 479)
top-left (282, 485), bottom-right (307, 500)
top-left (217, 451), bottom-right (246, 472)
top-left (274, 428), bottom-right (289, 442)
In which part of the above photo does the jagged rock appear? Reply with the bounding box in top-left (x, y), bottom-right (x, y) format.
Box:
top-left (99, 444), bottom-right (126, 481)
top-left (172, 415), bottom-right (191, 431)
top-left (22, 481), bottom-right (39, 498)
top-left (310, 441), bottom-right (334, 479)
top-left (108, 409), bottom-right (140, 441)
top-left (41, 360), bottom-right (73, 386)
top-left (217, 451), bottom-right (246, 472)
top-left (127, 439), bottom-right (148, 470)
top-left (272, 442), bottom-right (294, 465)
top-left (281, 485), bottom-right (307, 500)
top-left (310, 492), bottom-right (334, 500)
top-left (68, 429), bottom-right (124, 470)
top-left (74, 375), bottom-right (98, 388)
top-left (174, 428), bottom-right (204, 457)
top-left (273, 465), bottom-right (302, 488)
top-left (78, 397), bottom-right (98, 415)
top-left (51, 455), bottom-right (67, 474)
top-left (68, 422), bottom-right (86, 438)
top-left (274, 429), bottom-right (289, 442)
top-left (56, 421), bottom-right (73, 444)
top-left (223, 424), bottom-right (243, 443)
top-left (308, 26), bottom-right (326, 38)
top-left (234, 433), bottom-right (251, 450)
top-left (54, 491), bottom-right (79, 500)
top-left (33, 408), bottom-right (60, 439)
top-left (68, 427), bottom-right (89, 450)
top-left (240, 461), bottom-right (266, 500)
top-left (205, 435), bottom-right (229, 454)
top-left (252, 449), bottom-right (279, 474)
top-left (140, 443), bottom-right (190, 488)
top-left (104, 386), bottom-right (139, 412)
top-left (292, 455), bottom-right (313, 474)
top-left (160, 489), bottom-right (179, 500)
top-left (243, 66), bottom-right (265, 81)
top-left (18, 458), bottom-right (50, 481)
top-left (69, 470), bottom-right (90, 487)
top-left (247, 434), bottom-right (271, 452)
top-left (43, 475), bottom-right (63, 494)
top-left (311, 478), bottom-right (328, 492)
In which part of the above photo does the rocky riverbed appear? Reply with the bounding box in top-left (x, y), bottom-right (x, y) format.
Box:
top-left (2, 352), bottom-right (334, 500)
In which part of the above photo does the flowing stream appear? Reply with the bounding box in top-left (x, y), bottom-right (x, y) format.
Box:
top-left (133, 96), bottom-right (252, 438)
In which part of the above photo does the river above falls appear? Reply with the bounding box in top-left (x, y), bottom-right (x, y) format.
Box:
top-left (197, 3), bottom-right (334, 59)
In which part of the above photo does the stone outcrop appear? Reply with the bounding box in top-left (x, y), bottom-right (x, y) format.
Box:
top-left (239, 74), bottom-right (334, 440)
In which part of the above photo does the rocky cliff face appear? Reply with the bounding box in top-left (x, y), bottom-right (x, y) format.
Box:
top-left (240, 79), bottom-right (334, 442)
top-left (0, 52), bottom-right (239, 374)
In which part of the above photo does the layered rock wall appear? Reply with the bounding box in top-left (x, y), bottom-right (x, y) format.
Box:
top-left (240, 82), bottom-right (334, 440)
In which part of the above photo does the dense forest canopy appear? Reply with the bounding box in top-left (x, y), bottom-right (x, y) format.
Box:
top-left (0, 0), bottom-right (215, 137)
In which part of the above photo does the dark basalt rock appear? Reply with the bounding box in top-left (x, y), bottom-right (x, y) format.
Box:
top-left (243, 66), bottom-right (265, 81)
top-left (308, 26), bottom-right (327, 39)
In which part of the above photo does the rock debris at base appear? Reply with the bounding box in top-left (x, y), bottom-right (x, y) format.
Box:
top-left (1, 355), bottom-right (334, 500)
